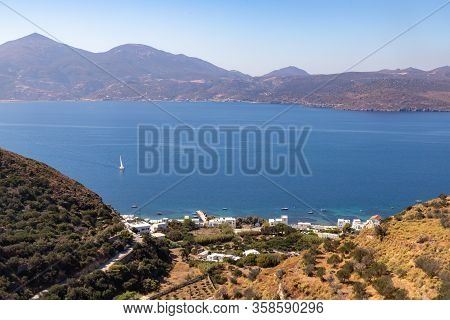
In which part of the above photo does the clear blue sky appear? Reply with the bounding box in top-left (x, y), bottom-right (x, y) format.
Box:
top-left (1, 0), bottom-right (449, 75)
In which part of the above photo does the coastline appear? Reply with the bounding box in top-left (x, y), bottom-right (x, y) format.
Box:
top-left (0, 98), bottom-right (448, 112)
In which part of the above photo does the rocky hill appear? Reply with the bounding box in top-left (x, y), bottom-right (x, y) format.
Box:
top-left (0, 148), bottom-right (129, 299)
top-left (0, 34), bottom-right (449, 111)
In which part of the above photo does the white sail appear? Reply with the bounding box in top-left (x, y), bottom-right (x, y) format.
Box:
top-left (119, 156), bottom-right (125, 170)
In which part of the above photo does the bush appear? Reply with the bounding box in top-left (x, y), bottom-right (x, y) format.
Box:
top-left (373, 225), bottom-right (388, 240)
top-left (232, 268), bottom-right (243, 277)
top-left (327, 254), bottom-right (342, 267)
top-left (256, 254), bottom-right (282, 268)
top-left (440, 215), bottom-right (450, 229)
top-left (339, 241), bottom-right (356, 255)
top-left (352, 282), bottom-right (368, 300)
top-left (323, 239), bottom-right (340, 252)
top-left (336, 262), bottom-right (354, 283)
top-left (316, 267), bottom-right (326, 279)
top-left (247, 268), bottom-right (261, 281)
top-left (276, 269), bottom-right (285, 280)
top-left (114, 291), bottom-right (142, 300)
top-left (373, 276), bottom-right (408, 300)
top-left (194, 233), bottom-right (234, 245)
top-left (415, 256), bottom-right (441, 277)
top-left (304, 264), bottom-right (315, 277)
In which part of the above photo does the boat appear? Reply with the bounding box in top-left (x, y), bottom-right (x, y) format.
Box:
top-left (156, 212), bottom-right (163, 216)
top-left (416, 200), bottom-right (422, 203)
top-left (131, 204), bottom-right (138, 209)
top-left (281, 207), bottom-right (289, 211)
top-left (307, 211), bottom-right (314, 214)
top-left (119, 155), bottom-right (125, 171)
top-left (320, 208), bottom-right (326, 212)
top-left (222, 208), bottom-right (228, 211)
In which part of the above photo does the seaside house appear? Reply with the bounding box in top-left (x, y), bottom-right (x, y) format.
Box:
top-left (207, 217), bottom-right (236, 229)
top-left (317, 232), bottom-right (340, 239)
top-left (243, 249), bottom-right (260, 256)
top-left (351, 219), bottom-right (364, 231)
top-left (337, 219), bottom-right (351, 229)
top-left (206, 253), bottom-right (240, 262)
top-left (269, 215), bottom-right (289, 226)
top-left (151, 222), bottom-right (168, 233)
top-left (364, 214), bottom-right (382, 229)
top-left (128, 221), bottom-right (151, 234)
top-left (297, 222), bottom-right (312, 230)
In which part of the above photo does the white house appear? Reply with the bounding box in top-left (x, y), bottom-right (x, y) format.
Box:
top-left (208, 217), bottom-right (236, 229)
top-left (297, 222), bottom-right (312, 230)
top-left (317, 232), bottom-right (340, 239)
top-left (269, 215), bottom-right (289, 226)
top-left (128, 222), bottom-right (151, 234)
top-left (351, 219), bottom-right (364, 231)
top-left (337, 219), bottom-right (351, 229)
top-left (364, 215), bottom-right (382, 229)
top-left (151, 222), bottom-right (168, 233)
top-left (206, 253), bottom-right (240, 262)
top-left (243, 249), bottom-right (260, 256)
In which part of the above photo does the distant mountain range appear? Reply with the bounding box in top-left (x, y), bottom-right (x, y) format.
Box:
top-left (1, 33), bottom-right (449, 111)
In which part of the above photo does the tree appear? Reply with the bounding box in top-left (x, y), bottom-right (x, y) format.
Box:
top-left (327, 254), bottom-right (342, 267)
top-left (316, 267), bottom-right (326, 280)
top-left (256, 254), bottom-right (282, 268)
top-left (114, 291), bottom-right (142, 300)
top-left (373, 225), bottom-right (388, 241)
top-left (342, 223), bottom-right (352, 234)
top-left (336, 262), bottom-right (354, 283)
top-left (352, 282), bottom-right (368, 300)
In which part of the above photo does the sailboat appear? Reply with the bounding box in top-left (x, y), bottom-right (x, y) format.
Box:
top-left (119, 156), bottom-right (125, 171)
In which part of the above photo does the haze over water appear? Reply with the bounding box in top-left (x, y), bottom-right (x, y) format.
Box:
top-left (0, 101), bottom-right (449, 224)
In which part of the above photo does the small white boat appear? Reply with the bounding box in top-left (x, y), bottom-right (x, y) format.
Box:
top-left (222, 208), bottom-right (228, 210)
top-left (131, 204), bottom-right (138, 209)
top-left (281, 207), bottom-right (289, 211)
top-left (119, 155), bottom-right (125, 171)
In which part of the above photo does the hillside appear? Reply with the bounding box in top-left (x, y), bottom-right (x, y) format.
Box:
top-left (0, 148), bottom-right (131, 299)
top-left (182, 197), bottom-right (449, 300)
top-left (0, 34), bottom-right (449, 111)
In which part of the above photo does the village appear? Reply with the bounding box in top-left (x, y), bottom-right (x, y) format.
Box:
top-left (121, 210), bottom-right (383, 263)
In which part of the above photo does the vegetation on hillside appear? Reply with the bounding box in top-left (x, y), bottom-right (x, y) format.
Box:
top-left (0, 149), bottom-right (129, 298)
top-left (41, 236), bottom-right (172, 300)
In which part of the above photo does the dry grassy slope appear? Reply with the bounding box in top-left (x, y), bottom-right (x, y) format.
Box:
top-left (354, 196), bottom-right (450, 299)
top-left (214, 196), bottom-right (449, 300)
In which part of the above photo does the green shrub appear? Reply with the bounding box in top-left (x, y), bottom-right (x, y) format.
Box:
top-left (327, 254), bottom-right (342, 267)
top-left (256, 254), bottom-right (282, 268)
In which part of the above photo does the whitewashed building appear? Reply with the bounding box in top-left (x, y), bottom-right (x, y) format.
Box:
top-left (151, 222), bottom-right (168, 233)
top-left (208, 217), bottom-right (236, 229)
top-left (243, 249), bottom-right (260, 256)
top-left (351, 219), bottom-right (364, 231)
top-left (269, 215), bottom-right (289, 226)
top-left (297, 222), bottom-right (312, 230)
top-left (128, 222), bottom-right (151, 234)
top-left (337, 219), bottom-right (351, 229)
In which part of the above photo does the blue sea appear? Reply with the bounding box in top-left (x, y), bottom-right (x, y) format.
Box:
top-left (0, 101), bottom-right (449, 224)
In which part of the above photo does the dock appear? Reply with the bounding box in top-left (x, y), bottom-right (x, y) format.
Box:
top-left (196, 210), bottom-right (208, 223)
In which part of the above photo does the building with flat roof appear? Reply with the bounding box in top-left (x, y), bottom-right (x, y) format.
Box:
top-left (269, 215), bottom-right (288, 226)
top-left (128, 222), bottom-right (151, 234)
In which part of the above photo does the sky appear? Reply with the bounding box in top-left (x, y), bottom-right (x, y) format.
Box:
top-left (0, 0), bottom-right (449, 76)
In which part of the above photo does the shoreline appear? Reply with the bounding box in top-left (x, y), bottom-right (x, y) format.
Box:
top-left (0, 98), bottom-right (448, 112)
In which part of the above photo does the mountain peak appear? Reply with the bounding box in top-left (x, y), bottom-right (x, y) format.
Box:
top-left (262, 66), bottom-right (309, 78)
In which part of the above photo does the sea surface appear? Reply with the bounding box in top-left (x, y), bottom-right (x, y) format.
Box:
top-left (0, 101), bottom-right (449, 224)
